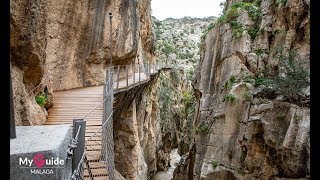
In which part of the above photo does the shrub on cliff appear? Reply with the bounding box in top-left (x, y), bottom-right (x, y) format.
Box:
top-left (252, 50), bottom-right (309, 104)
top-left (35, 92), bottom-right (48, 107)
top-left (272, 51), bottom-right (309, 103)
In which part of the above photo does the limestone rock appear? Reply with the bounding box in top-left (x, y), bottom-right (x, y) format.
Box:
top-left (185, 0), bottom-right (310, 179)
top-left (11, 0), bottom-right (155, 125)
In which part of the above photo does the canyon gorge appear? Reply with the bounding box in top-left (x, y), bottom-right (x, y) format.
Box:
top-left (10, 0), bottom-right (310, 179)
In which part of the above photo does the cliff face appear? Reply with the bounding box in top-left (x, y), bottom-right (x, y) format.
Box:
top-left (112, 68), bottom-right (190, 179)
top-left (152, 16), bottom-right (216, 165)
top-left (113, 75), bottom-right (159, 179)
top-left (175, 0), bottom-right (310, 179)
top-left (10, 0), bottom-right (155, 125)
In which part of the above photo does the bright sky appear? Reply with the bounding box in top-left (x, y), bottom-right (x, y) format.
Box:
top-left (151, 0), bottom-right (226, 20)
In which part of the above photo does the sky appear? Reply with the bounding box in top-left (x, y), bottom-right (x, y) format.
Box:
top-left (151, 0), bottom-right (226, 20)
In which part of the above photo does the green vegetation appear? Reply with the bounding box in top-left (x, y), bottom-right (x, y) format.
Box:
top-left (195, 121), bottom-right (210, 134)
top-left (254, 48), bottom-right (269, 57)
top-left (225, 6), bottom-right (240, 22)
top-left (216, 15), bottom-right (226, 24)
top-left (35, 92), bottom-right (48, 107)
top-left (199, 1), bottom-right (262, 46)
top-left (252, 64), bottom-right (274, 86)
top-left (253, 0), bottom-right (263, 7)
top-left (217, 2), bottom-right (262, 39)
top-left (294, 114), bottom-right (303, 123)
top-left (276, 111), bottom-right (286, 121)
top-left (170, 67), bottom-right (180, 84)
top-left (272, 50), bottom-right (309, 103)
top-left (161, 41), bottom-right (178, 56)
top-left (249, 49), bottom-right (309, 104)
top-left (182, 89), bottom-right (195, 128)
top-left (275, 0), bottom-right (287, 6)
top-left (219, 2), bottom-right (226, 8)
top-left (159, 73), bottom-right (174, 123)
top-left (234, 2), bottom-right (261, 21)
top-left (186, 69), bottom-right (194, 81)
top-left (248, 26), bottom-right (260, 39)
top-left (200, 22), bottom-right (215, 42)
top-left (178, 51), bottom-right (194, 60)
top-left (211, 160), bottom-right (220, 170)
top-left (183, 91), bottom-right (194, 111)
top-left (155, 29), bottom-right (162, 39)
top-left (243, 89), bottom-right (252, 102)
top-left (154, 21), bottom-right (162, 27)
top-left (230, 21), bottom-right (245, 39)
top-left (224, 76), bottom-right (236, 90)
top-left (254, 77), bottom-right (273, 86)
top-left (224, 94), bottom-right (237, 103)
top-left (220, 2), bottom-right (262, 24)
top-left (240, 152), bottom-right (246, 163)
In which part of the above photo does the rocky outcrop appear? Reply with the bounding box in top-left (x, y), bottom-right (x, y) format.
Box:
top-left (173, 143), bottom-right (196, 180)
top-left (112, 67), bottom-right (192, 179)
top-left (175, 0), bottom-right (310, 179)
top-left (10, 0), bottom-right (155, 125)
top-left (10, 0), bottom-right (51, 125)
top-left (112, 67), bottom-right (186, 179)
top-left (112, 72), bottom-right (162, 179)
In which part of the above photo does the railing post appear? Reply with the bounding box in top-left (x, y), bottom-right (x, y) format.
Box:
top-left (138, 64), bottom-right (141, 82)
top-left (72, 119), bottom-right (86, 172)
top-left (126, 65), bottom-right (129, 87)
top-left (102, 66), bottom-right (115, 179)
top-left (133, 63), bottom-right (135, 84)
top-left (153, 64), bottom-right (155, 74)
top-left (151, 64), bottom-right (153, 74)
top-left (117, 65), bottom-right (120, 90)
top-left (147, 64), bottom-right (151, 79)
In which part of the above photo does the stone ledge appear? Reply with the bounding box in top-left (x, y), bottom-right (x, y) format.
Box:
top-left (10, 125), bottom-right (72, 180)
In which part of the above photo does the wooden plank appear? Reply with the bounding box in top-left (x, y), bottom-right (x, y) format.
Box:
top-left (87, 162), bottom-right (107, 169)
top-left (44, 67), bottom-right (164, 177)
top-left (85, 136), bottom-right (101, 141)
top-left (84, 176), bottom-right (108, 180)
top-left (86, 141), bottom-right (102, 146)
top-left (84, 168), bottom-right (108, 177)
top-left (86, 152), bottom-right (101, 161)
top-left (86, 145), bottom-right (102, 151)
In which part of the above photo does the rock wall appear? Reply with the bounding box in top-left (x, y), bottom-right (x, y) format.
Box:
top-left (113, 73), bottom-right (160, 179)
top-left (175, 0), bottom-right (310, 179)
top-left (112, 68), bottom-right (192, 179)
top-left (10, 0), bottom-right (155, 125)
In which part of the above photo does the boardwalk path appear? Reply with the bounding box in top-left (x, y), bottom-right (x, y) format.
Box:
top-left (44, 68), bottom-right (160, 179)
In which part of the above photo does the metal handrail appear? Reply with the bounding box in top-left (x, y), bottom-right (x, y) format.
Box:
top-left (81, 63), bottom-right (166, 120)
top-left (70, 62), bottom-right (170, 179)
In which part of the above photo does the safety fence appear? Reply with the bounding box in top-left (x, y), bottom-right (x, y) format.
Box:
top-left (68, 63), bottom-right (170, 179)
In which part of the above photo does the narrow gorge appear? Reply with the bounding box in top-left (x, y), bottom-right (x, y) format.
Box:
top-left (10, 0), bottom-right (310, 179)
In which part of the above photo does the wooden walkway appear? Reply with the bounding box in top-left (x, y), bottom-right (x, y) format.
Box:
top-left (44, 67), bottom-right (161, 179)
